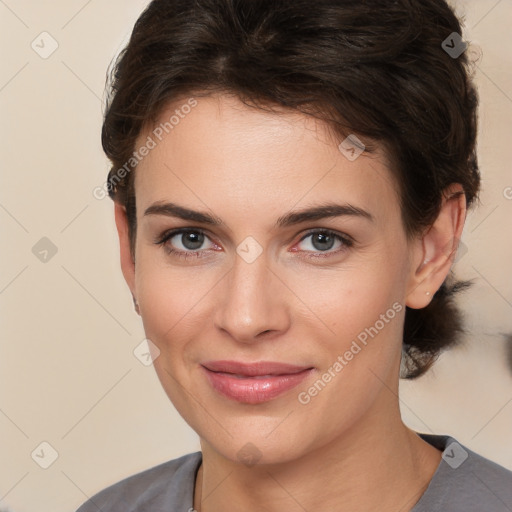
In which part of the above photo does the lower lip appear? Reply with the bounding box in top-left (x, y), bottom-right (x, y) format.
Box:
top-left (201, 366), bottom-right (314, 404)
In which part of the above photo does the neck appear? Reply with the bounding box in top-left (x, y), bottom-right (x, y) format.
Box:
top-left (194, 383), bottom-right (441, 512)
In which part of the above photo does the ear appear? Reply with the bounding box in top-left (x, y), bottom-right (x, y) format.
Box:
top-left (406, 183), bottom-right (467, 309)
top-left (114, 202), bottom-right (137, 301)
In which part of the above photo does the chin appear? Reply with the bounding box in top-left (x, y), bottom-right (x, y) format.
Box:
top-left (205, 431), bottom-right (309, 468)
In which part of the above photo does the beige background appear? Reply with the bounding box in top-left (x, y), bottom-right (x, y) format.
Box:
top-left (0, 1), bottom-right (511, 511)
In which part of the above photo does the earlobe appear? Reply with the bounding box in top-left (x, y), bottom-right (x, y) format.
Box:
top-left (406, 183), bottom-right (467, 309)
top-left (114, 202), bottom-right (137, 300)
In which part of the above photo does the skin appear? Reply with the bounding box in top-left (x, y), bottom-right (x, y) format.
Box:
top-left (114, 92), bottom-right (466, 512)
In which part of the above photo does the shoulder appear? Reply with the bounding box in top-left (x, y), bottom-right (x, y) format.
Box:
top-left (414, 434), bottom-right (512, 512)
top-left (75, 451), bottom-right (202, 512)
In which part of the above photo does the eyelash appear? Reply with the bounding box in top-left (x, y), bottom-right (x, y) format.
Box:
top-left (154, 228), bottom-right (354, 261)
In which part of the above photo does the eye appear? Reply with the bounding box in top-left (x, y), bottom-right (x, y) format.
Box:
top-left (154, 228), bottom-right (218, 260)
top-left (294, 229), bottom-right (353, 258)
top-left (155, 228), bottom-right (353, 261)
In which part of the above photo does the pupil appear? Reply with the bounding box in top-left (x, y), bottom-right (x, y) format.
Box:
top-left (312, 233), bottom-right (334, 251)
top-left (182, 231), bottom-right (204, 250)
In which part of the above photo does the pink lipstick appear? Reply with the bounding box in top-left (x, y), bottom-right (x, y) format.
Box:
top-left (201, 360), bottom-right (314, 404)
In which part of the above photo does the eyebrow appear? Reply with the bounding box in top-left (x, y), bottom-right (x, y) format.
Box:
top-left (143, 201), bottom-right (374, 227)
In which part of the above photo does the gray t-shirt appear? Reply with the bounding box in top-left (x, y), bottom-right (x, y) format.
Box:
top-left (76, 433), bottom-right (512, 511)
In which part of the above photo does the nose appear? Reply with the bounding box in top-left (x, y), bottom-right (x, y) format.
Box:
top-left (214, 249), bottom-right (291, 344)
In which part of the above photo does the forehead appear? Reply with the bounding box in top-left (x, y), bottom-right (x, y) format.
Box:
top-left (133, 93), bottom-right (399, 223)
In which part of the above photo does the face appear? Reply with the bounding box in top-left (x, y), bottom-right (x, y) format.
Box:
top-left (119, 93), bottom-right (421, 464)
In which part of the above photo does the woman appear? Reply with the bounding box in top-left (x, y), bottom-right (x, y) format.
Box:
top-left (77, 0), bottom-right (512, 510)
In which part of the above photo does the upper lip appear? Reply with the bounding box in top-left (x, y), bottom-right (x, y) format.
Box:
top-left (201, 360), bottom-right (313, 377)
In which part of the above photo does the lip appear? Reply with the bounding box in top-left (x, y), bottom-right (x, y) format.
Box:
top-left (201, 360), bottom-right (314, 404)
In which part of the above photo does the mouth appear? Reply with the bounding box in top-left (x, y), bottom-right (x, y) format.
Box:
top-left (201, 360), bottom-right (315, 404)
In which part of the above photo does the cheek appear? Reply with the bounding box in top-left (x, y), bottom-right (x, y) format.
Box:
top-left (134, 262), bottom-right (216, 353)
top-left (312, 281), bottom-right (404, 395)
top-left (134, 264), bottom-right (212, 417)
top-left (296, 253), bottom-right (405, 343)
top-left (293, 247), bottom-right (407, 417)
top-left (291, 278), bottom-right (405, 448)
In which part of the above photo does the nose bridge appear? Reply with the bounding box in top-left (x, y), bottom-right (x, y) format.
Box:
top-left (215, 248), bottom-right (288, 341)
